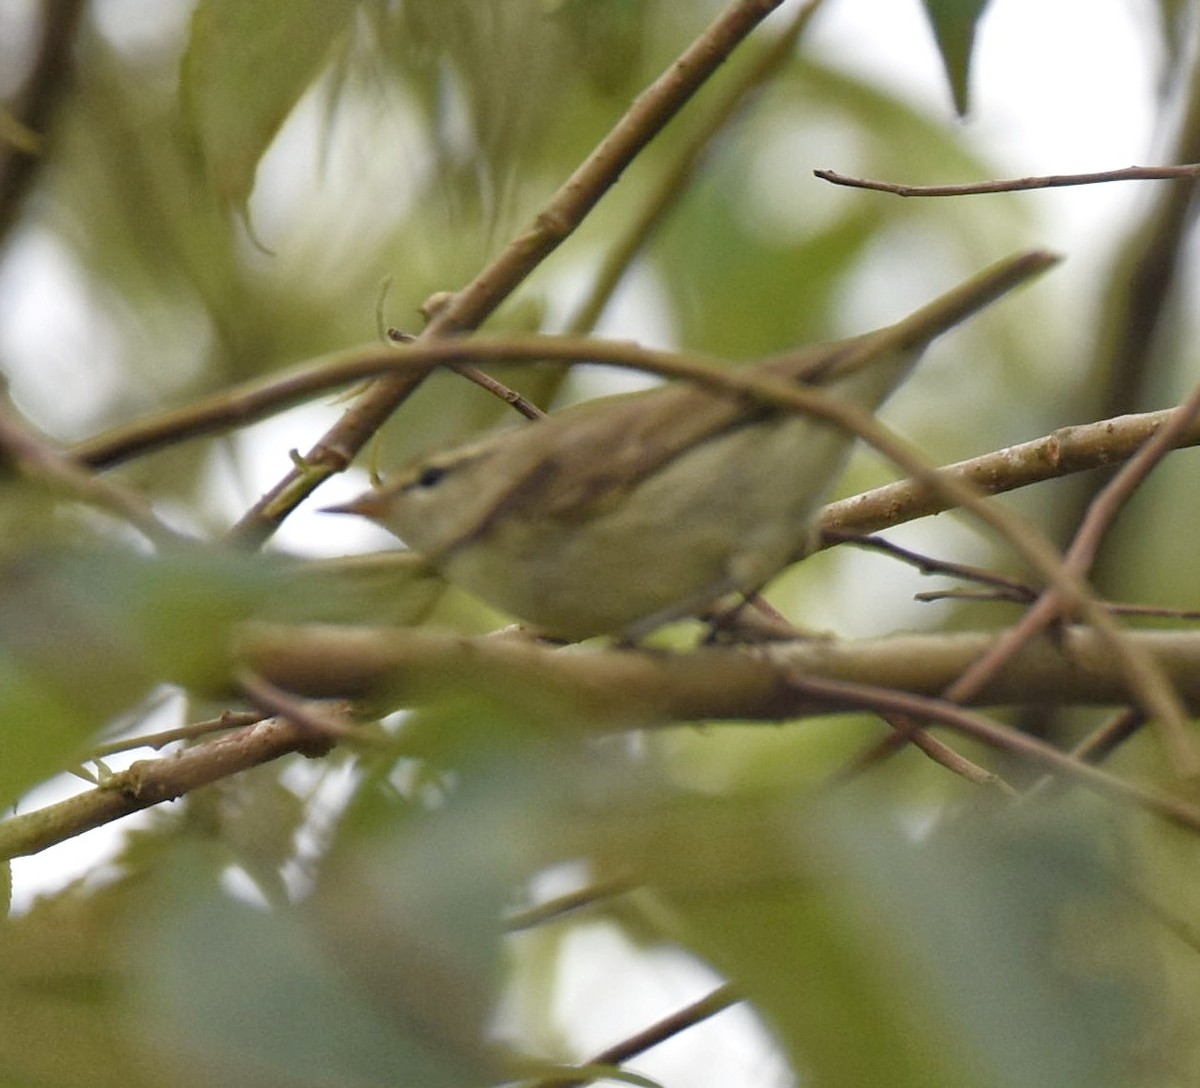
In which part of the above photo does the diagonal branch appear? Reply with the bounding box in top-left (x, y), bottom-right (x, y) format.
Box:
top-left (226, 0), bottom-right (787, 550)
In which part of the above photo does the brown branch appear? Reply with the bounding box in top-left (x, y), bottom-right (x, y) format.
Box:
top-left (235, 670), bottom-right (365, 743)
top-left (506, 878), bottom-right (638, 932)
top-left (878, 713), bottom-right (1018, 793)
top-left (70, 336), bottom-right (1200, 532)
top-left (237, 622), bottom-right (1200, 718)
top-left (1021, 706), bottom-right (1147, 802)
top-left (530, 984), bottom-right (742, 1088)
top-left (0, 0), bottom-right (86, 248)
top-left (0, 715), bottom-right (321, 860)
top-left (237, 621), bottom-right (1200, 832)
top-left (922, 380), bottom-right (1200, 778)
top-left (13, 622), bottom-right (1200, 861)
top-left (226, 0), bottom-right (787, 550)
top-left (565, 0), bottom-right (826, 336)
top-left (817, 406), bottom-right (1193, 539)
top-left (0, 391), bottom-right (194, 547)
top-left (781, 672), bottom-right (1200, 832)
top-left (813, 164), bottom-right (1200, 197)
top-left (90, 710), bottom-right (265, 759)
top-left (828, 532), bottom-right (1036, 599)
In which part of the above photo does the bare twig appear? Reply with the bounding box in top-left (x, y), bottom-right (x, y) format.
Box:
top-left (828, 531), bottom-right (1037, 599)
top-left (0, 0), bottom-right (86, 246)
top-left (817, 406), bottom-right (1195, 539)
top-left (506, 877), bottom-right (637, 932)
top-left (236, 670), bottom-right (363, 744)
top-left (566, 0), bottom-right (826, 336)
top-left (529, 983), bottom-right (741, 1088)
top-left (923, 380), bottom-right (1200, 778)
top-left (1020, 706), bottom-right (1147, 802)
top-left (813, 164), bottom-right (1200, 197)
top-left (90, 710), bottom-right (266, 759)
top-left (879, 713), bottom-right (1018, 793)
top-left (73, 342), bottom-right (1200, 524)
top-left (781, 672), bottom-right (1200, 832)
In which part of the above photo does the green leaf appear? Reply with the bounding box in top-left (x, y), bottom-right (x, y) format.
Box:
top-left (136, 845), bottom-right (498, 1088)
top-left (921, 0), bottom-right (992, 116)
top-left (181, 0), bottom-right (360, 214)
top-left (592, 788), bottom-right (1138, 1088)
top-left (0, 546), bottom-right (281, 806)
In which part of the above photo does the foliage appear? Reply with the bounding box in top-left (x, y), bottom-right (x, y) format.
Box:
top-left (2, 1), bottom-right (1200, 1086)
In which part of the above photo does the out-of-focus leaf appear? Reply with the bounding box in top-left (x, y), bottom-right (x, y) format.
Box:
top-left (0, 104), bottom-right (42, 154)
top-left (0, 887), bottom-right (161, 1088)
top-left (650, 55), bottom-right (1025, 365)
top-left (49, 548), bottom-right (272, 691)
top-left (133, 842), bottom-right (497, 1088)
top-left (579, 786), bottom-right (1138, 1088)
top-left (921, 0), bottom-right (992, 116)
top-left (549, 0), bottom-right (648, 96)
top-left (0, 545), bottom-right (283, 806)
top-left (290, 551), bottom-right (445, 627)
top-left (186, 762), bottom-right (310, 905)
top-left (0, 550), bottom-right (155, 806)
top-left (181, 0), bottom-right (360, 215)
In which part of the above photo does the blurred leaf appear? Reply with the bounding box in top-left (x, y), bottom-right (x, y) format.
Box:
top-left (134, 843), bottom-right (496, 1088)
top-left (921, 0), bottom-right (991, 115)
top-left (0, 545), bottom-right (283, 806)
top-left (549, 0), bottom-right (648, 96)
top-left (0, 550), bottom-right (156, 805)
top-left (181, 0), bottom-right (360, 215)
top-left (651, 55), bottom-right (1024, 362)
top-left (0, 104), bottom-right (42, 154)
top-left (0, 887), bottom-right (160, 1088)
top-left (652, 796), bottom-right (1136, 1088)
top-left (186, 762), bottom-right (310, 904)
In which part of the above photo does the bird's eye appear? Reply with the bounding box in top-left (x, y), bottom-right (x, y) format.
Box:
top-left (415, 464), bottom-right (448, 489)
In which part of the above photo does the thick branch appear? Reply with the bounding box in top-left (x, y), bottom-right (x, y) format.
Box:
top-left (237, 623), bottom-right (1200, 717)
top-left (817, 407), bottom-right (1190, 539)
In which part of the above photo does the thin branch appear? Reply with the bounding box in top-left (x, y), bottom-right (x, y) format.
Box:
top-left (829, 531), bottom-right (1037, 599)
top-left (528, 984), bottom-right (742, 1088)
top-left (89, 710), bottom-right (266, 759)
top-left (1067, 377), bottom-right (1200, 573)
top-left (924, 379), bottom-right (1200, 778)
top-left (0, 716), bottom-right (319, 860)
top-left (817, 406), bottom-right (1191, 539)
top-left (0, 0), bottom-right (86, 247)
top-left (879, 713), bottom-right (1018, 793)
top-left (72, 340), bottom-right (1200, 531)
top-left (506, 878), bottom-right (638, 932)
top-left (227, 0), bottom-right (787, 550)
top-left (235, 670), bottom-right (364, 743)
top-left (1020, 706), bottom-right (1147, 802)
top-left (0, 392), bottom-right (194, 547)
top-left (565, 0), bottom-right (826, 336)
top-left (781, 672), bottom-right (1200, 832)
top-left (813, 164), bottom-right (1200, 197)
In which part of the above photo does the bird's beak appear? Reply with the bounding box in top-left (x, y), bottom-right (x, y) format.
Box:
top-left (320, 492), bottom-right (384, 518)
